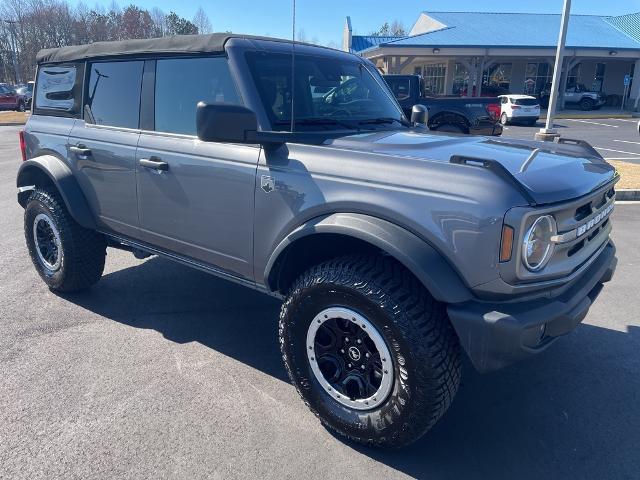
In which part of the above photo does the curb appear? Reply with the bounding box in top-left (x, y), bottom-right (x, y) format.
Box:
top-left (617, 189), bottom-right (640, 201)
top-left (0, 122), bottom-right (26, 127)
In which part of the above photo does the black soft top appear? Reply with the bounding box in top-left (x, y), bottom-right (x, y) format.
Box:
top-left (36, 33), bottom-right (285, 64)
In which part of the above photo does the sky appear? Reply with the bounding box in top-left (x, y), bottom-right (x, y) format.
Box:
top-left (76, 0), bottom-right (640, 46)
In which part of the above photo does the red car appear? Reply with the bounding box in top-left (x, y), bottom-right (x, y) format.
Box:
top-left (0, 84), bottom-right (27, 111)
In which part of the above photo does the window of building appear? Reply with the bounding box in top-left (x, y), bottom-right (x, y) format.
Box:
top-left (34, 65), bottom-right (80, 114)
top-left (591, 63), bottom-right (606, 92)
top-left (567, 63), bottom-right (581, 89)
top-left (483, 63), bottom-right (512, 91)
top-left (154, 57), bottom-right (240, 135)
top-left (86, 61), bottom-right (143, 128)
top-left (524, 62), bottom-right (553, 95)
top-left (452, 63), bottom-right (470, 96)
top-left (422, 63), bottom-right (446, 96)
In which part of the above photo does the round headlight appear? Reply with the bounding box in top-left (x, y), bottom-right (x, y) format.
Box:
top-left (522, 215), bottom-right (556, 271)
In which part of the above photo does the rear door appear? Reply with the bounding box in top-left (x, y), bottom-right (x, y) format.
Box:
top-left (68, 60), bottom-right (143, 238)
top-left (135, 56), bottom-right (258, 280)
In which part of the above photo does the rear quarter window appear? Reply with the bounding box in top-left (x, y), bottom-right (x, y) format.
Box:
top-left (34, 64), bottom-right (82, 115)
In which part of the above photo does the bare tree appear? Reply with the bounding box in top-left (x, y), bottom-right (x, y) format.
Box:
top-left (150, 7), bottom-right (166, 37)
top-left (192, 6), bottom-right (211, 34)
top-left (0, 0), bottom-right (203, 83)
top-left (370, 20), bottom-right (406, 37)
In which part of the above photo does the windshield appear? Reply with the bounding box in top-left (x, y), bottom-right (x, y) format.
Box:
top-left (246, 52), bottom-right (405, 131)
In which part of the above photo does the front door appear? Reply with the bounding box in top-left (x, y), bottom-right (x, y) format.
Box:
top-left (68, 60), bottom-right (144, 238)
top-left (135, 56), bottom-right (258, 280)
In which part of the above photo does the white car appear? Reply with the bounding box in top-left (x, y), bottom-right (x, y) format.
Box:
top-left (498, 94), bottom-right (540, 126)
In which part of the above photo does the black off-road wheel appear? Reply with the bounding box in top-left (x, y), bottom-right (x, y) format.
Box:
top-left (279, 254), bottom-right (461, 448)
top-left (24, 188), bottom-right (106, 292)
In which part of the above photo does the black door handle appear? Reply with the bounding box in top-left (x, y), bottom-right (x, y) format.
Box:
top-left (70, 145), bottom-right (92, 157)
top-left (139, 157), bottom-right (169, 172)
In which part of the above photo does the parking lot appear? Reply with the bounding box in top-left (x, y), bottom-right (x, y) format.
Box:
top-left (1, 123), bottom-right (639, 479)
top-left (502, 116), bottom-right (640, 164)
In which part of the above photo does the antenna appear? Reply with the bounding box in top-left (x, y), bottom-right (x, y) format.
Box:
top-left (290, 0), bottom-right (296, 132)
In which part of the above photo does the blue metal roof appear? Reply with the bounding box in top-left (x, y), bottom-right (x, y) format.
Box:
top-left (605, 12), bottom-right (640, 43)
top-left (351, 12), bottom-right (640, 53)
top-left (350, 35), bottom-right (403, 53)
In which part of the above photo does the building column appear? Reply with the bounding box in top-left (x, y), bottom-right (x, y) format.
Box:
top-left (631, 59), bottom-right (640, 110)
top-left (444, 59), bottom-right (455, 95)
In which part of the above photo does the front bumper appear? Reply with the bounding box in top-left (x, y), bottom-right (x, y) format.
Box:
top-left (447, 240), bottom-right (617, 373)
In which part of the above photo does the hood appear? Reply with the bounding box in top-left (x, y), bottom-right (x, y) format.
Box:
top-left (326, 131), bottom-right (617, 205)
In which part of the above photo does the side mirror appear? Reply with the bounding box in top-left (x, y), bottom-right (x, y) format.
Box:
top-left (196, 102), bottom-right (258, 143)
top-left (411, 104), bottom-right (428, 126)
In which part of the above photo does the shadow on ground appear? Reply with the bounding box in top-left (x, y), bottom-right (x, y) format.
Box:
top-left (60, 256), bottom-right (640, 479)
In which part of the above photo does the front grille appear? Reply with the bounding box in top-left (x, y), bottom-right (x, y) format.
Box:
top-left (508, 182), bottom-right (616, 284)
top-left (547, 186), bottom-right (614, 271)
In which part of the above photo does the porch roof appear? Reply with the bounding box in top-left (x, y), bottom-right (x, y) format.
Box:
top-left (351, 12), bottom-right (640, 54)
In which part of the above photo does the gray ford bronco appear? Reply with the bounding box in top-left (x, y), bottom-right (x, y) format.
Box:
top-left (17, 34), bottom-right (618, 448)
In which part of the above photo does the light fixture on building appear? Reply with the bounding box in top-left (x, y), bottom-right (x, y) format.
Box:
top-left (432, 48), bottom-right (440, 54)
top-left (609, 50), bottom-right (618, 56)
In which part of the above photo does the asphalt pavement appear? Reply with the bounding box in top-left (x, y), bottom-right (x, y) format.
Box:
top-left (501, 116), bottom-right (640, 164)
top-left (1, 124), bottom-right (639, 479)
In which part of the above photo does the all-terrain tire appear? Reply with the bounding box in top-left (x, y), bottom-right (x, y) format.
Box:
top-left (24, 188), bottom-right (106, 292)
top-left (279, 254), bottom-right (461, 448)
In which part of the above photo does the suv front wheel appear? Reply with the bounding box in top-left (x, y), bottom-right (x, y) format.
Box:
top-left (24, 188), bottom-right (106, 292)
top-left (579, 97), bottom-right (595, 111)
top-left (279, 254), bottom-right (461, 448)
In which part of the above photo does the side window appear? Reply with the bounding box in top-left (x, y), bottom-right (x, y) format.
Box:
top-left (34, 64), bottom-right (80, 114)
top-left (154, 57), bottom-right (241, 135)
top-left (86, 61), bottom-right (143, 128)
top-left (387, 78), bottom-right (411, 101)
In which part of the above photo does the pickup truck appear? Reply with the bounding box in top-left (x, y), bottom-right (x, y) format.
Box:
top-left (18, 34), bottom-right (617, 448)
top-left (383, 74), bottom-right (502, 135)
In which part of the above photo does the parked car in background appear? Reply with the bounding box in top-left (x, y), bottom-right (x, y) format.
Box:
top-left (540, 83), bottom-right (606, 111)
top-left (384, 74), bottom-right (502, 135)
top-left (498, 94), bottom-right (540, 125)
top-left (0, 83), bottom-right (27, 111)
top-left (16, 81), bottom-right (34, 108)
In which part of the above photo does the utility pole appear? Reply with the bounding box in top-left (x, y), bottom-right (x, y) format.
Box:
top-left (535, 0), bottom-right (571, 141)
top-left (3, 19), bottom-right (21, 85)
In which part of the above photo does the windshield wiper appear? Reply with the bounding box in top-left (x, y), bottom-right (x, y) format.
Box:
top-left (358, 117), bottom-right (410, 127)
top-left (274, 118), bottom-right (359, 130)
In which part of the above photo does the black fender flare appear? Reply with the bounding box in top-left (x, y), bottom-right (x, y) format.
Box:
top-left (264, 213), bottom-right (472, 304)
top-left (16, 155), bottom-right (96, 229)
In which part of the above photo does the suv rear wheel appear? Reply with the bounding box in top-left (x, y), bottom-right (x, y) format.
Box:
top-left (279, 254), bottom-right (461, 448)
top-left (16, 100), bottom-right (25, 112)
top-left (24, 188), bottom-right (106, 292)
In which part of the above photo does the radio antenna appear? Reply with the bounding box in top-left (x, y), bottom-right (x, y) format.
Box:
top-left (290, 0), bottom-right (296, 132)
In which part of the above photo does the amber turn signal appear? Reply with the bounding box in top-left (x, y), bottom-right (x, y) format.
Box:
top-left (500, 225), bottom-right (514, 262)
